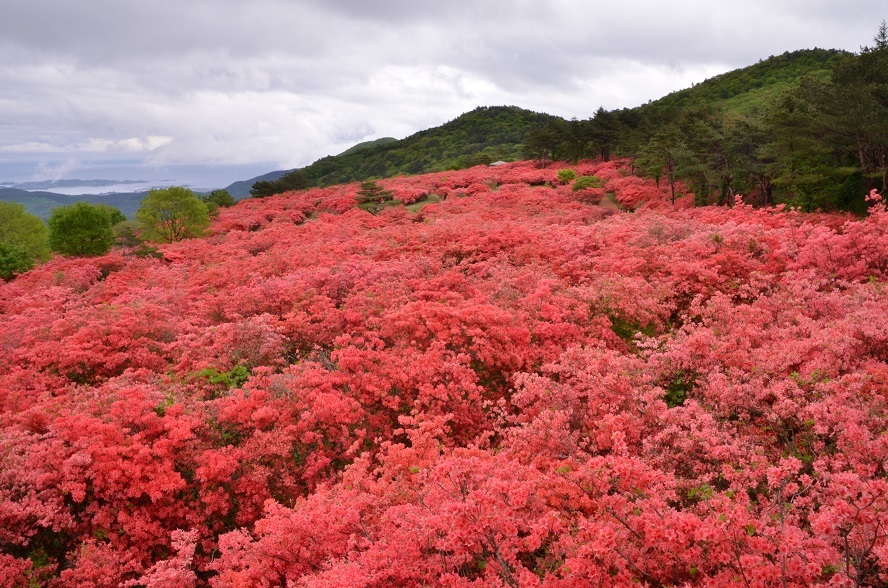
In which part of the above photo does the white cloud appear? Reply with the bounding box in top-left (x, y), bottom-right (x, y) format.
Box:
top-left (33, 158), bottom-right (82, 181)
top-left (0, 0), bottom-right (885, 182)
top-left (81, 136), bottom-right (174, 152)
top-left (0, 136), bottom-right (173, 154)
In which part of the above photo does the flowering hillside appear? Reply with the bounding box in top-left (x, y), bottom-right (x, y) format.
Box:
top-left (2, 160), bottom-right (888, 587)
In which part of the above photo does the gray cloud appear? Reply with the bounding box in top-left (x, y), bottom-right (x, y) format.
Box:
top-left (1, 0), bottom-right (885, 183)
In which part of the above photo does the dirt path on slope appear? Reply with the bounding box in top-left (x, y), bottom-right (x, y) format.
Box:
top-left (599, 191), bottom-right (622, 211)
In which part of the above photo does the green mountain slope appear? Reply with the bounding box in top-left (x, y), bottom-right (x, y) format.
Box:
top-left (0, 188), bottom-right (71, 219)
top-left (603, 46), bottom-right (882, 211)
top-left (0, 188), bottom-right (149, 220)
top-left (635, 48), bottom-right (846, 118)
top-left (253, 106), bottom-right (561, 195)
top-left (224, 169), bottom-right (291, 199)
top-left (337, 137), bottom-right (398, 157)
top-left (248, 52), bottom-right (847, 198)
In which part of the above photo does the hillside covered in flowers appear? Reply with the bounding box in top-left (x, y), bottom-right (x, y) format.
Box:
top-left (2, 160), bottom-right (888, 587)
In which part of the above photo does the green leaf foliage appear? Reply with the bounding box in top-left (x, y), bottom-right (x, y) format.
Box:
top-left (200, 189), bottom-right (237, 215)
top-left (557, 169), bottom-right (577, 184)
top-left (531, 39), bottom-right (885, 211)
top-left (202, 189), bottom-right (235, 208)
top-left (96, 204), bottom-right (127, 226)
top-left (135, 187), bottom-right (210, 243)
top-left (251, 170), bottom-right (310, 198)
top-left (48, 202), bottom-right (121, 257)
top-left (572, 175), bottom-right (603, 191)
top-left (639, 48), bottom-right (844, 117)
top-left (356, 181), bottom-right (398, 214)
top-left (198, 365), bottom-right (251, 390)
top-left (336, 137), bottom-right (398, 156)
top-left (0, 242), bottom-right (35, 281)
top-left (0, 201), bottom-right (50, 263)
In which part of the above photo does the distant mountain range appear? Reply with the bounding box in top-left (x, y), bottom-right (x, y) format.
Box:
top-left (0, 187), bottom-right (151, 219)
top-left (227, 50), bottom-right (844, 197)
top-left (223, 169), bottom-right (291, 200)
top-left (2, 179), bottom-right (146, 191)
top-left (221, 137), bottom-right (401, 198)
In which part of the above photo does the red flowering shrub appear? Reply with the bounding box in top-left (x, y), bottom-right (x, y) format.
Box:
top-left (1, 161), bottom-right (887, 586)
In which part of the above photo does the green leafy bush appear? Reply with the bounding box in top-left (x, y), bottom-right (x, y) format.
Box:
top-left (0, 242), bottom-right (35, 280)
top-left (0, 201), bottom-right (50, 263)
top-left (48, 202), bottom-right (121, 257)
top-left (136, 187), bottom-right (210, 243)
top-left (572, 175), bottom-right (603, 191)
top-left (557, 169), bottom-right (577, 184)
top-left (356, 181), bottom-right (398, 214)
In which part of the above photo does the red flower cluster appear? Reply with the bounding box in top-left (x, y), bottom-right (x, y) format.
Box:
top-left (1, 162), bottom-right (887, 587)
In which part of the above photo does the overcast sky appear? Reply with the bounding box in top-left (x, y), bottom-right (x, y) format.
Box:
top-left (1, 0), bottom-right (886, 187)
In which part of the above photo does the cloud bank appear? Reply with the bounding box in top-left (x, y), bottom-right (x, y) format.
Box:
top-left (1, 0), bottom-right (885, 183)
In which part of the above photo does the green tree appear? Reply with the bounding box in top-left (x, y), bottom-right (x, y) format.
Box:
top-left (684, 107), bottom-right (742, 206)
top-left (96, 204), bottom-right (127, 226)
top-left (135, 186), bottom-right (210, 243)
top-left (0, 242), bottom-right (35, 281)
top-left (637, 122), bottom-right (698, 205)
top-left (557, 119), bottom-right (590, 164)
top-left (356, 181), bottom-right (396, 214)
top-left (521, 124), bottom-right (562, 165)
top-left (113, 220), bottom-right (144, 248)
top-left (48, 202), bottom-right (121, 256)
top-left (612, 108), bottom-right (659, 175)
top-left (752, 25), bottom-right (888, 211)
top-left (730, 113), bottom-right (776, 205)
top-left (829, 22), bottom-right (888, 193)
top-left (251, 170), bottom-right (310, 198)
top-left (557, 169), bottom-right (577, 184)
top-left (201, 189), bottom-right (236, 214)
top-left (199, 189), bottom-right (236, 217)
top-left (762, 77), bottom-right (856, 211)
top-left (587, 106), bottom-right (624, 162)
top-left (0, 201), bottom-right (50, 264)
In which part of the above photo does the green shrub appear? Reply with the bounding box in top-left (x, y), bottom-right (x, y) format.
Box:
top-left (557, 169), bottom-right (577, 184)
top-left (572, 175), bottom-right (603, 191)
top-left (201, 189), bottom-right (236, 215)
top-left (198, 365), bottom-right (251, 395)
top-left (136, 187), bottom-right (210, 243)
top-left (48, 202), bottom-right (119, 256)
top-left (0, 201), bottom-right (50, 262)
top-left (356, 181), bottom-right (397, 214)
top-left (0, 242), bottom-right (35, 280)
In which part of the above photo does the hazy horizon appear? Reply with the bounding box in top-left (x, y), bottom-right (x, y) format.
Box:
top-left (0, 158), bottom-right (279, 190)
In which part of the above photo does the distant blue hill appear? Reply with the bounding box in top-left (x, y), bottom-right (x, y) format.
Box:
top-left (0, 187), bottom-right (149, 220)
top-left (222, 138), bottom-right (399, 199)
top-left (10, 179), bottom-right (146, 191)
top-left (223, 169), bottom-right (291, 199)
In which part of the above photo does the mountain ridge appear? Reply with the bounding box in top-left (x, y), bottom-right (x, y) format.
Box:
top-left (231, 48), bottom-right (846, 198)
top-left (0, 47), bottom-right (860, 215)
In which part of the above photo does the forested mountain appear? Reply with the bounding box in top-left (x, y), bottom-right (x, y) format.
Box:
top-left (224, 169), bottom-right (291, 199)
top-left (250, 47), bottom-right (872, 207)
top-left (0, 187), bottom-right (149, 219)
top-left (522, 36), bottom-right (887, 213)
top-left (247, 106), bottom-right (560, 196)
top-left (335, 136), bottom-right (398, 156)
top-left (639, 48), bottom-right (845, 116)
